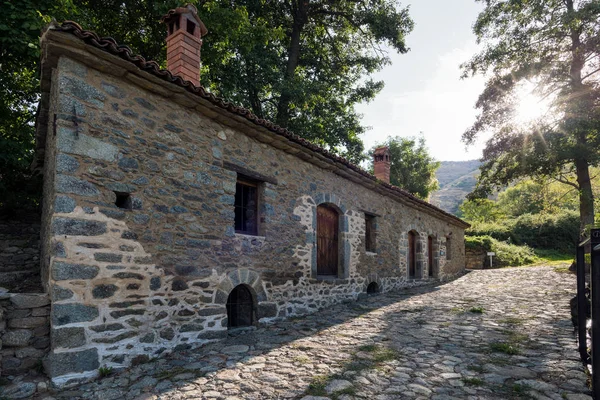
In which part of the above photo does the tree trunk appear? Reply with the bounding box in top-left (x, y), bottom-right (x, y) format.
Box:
top-left (567, 0), bottom-right (596, 240)
top-left (575, 158), bottom-right (595, 241)
top-left (276, 0), bottom-right (307, 128)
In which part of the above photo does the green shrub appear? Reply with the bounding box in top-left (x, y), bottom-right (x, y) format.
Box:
top-left (510, 211), bottom-right (579, 253)
top-left (467, 210), bottom-right (579, 253)
top-left (467, 222), bottom-right (511, 241)
top-left (466, 235), bottom-right (538, 267)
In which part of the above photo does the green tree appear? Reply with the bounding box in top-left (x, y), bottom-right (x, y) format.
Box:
top-left (458, 198), bottom-right (503, 224)
top-left (496, 178), bottom-right (580, 217)
top-left (371, 136), bottom-right (440, 200)
top-left (0, 0), bottom-right (74, 211)
top-left (462, 0), bottom-right (600, 239)
top-left (62, 0), bottom-right (415, 163)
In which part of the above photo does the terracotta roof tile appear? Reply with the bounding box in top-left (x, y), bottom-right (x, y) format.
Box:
top-left (52, 21), bottom-right (469, 228)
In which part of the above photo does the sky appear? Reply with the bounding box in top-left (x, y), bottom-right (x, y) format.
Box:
top-left (355, 0), bottom-right (488, 162)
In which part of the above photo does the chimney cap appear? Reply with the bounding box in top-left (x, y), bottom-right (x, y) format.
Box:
top-left (162, 3), bottom-right (208, 37)
top-left (374, 146), bottom-right (390, 155)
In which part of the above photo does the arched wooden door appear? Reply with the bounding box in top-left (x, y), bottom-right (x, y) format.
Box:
top-left (317, 205), bottom-right (339, 276)
top-left (428, 236), bottom-right (434, 277)
top-left (408, 231), bottom-right (417, 278)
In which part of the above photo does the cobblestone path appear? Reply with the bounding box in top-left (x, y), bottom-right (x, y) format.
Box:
top-left (48, 266), bottom-right (590, 400)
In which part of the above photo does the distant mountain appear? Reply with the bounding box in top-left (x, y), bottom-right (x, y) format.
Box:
top-left (430, 160), bottom-right (481, 215)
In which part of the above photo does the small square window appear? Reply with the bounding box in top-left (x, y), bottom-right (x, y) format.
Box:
top-left (365, 214), bottom-right (376, 252)
top-left (234, 177), bottom-right (258, 235)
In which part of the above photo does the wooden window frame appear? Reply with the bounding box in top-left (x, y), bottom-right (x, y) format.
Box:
top-left (365, 214), bottom-right (377, 253)
top-left (234, 176), bottom-right (259, 236)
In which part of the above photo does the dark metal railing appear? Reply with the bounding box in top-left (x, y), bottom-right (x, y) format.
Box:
top-left (576, 229), bottom-right (600, 398)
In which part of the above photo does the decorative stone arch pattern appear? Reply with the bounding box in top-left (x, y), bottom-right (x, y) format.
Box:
top-left (363, 273), bottom-right (385, 295)
top-left (214, 268), bottom-right (279, 325)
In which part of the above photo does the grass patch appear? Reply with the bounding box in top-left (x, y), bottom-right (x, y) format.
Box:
top-left (358, 344), bottom-right (378, 352)
top-left (489, 342), bottom-right (520, 355)
top-left (154, 366), bottom-right (191, 380)
top-left (332, 386), bottom-right (356, 398)
top-left (507, 332), bottom-right (529, 343)
top-left (451, 307), bottom-right (464, 314)
top-left (469, 306), bottom-right (485, 313)
top-left (358, 344), bottom-right (398, 362)
top-left (293, 355), bottom-right (311, 364)
top-left (554, 266), bottom-right (572, 274)
top-left (305, 375), bottom-right (329, 397)
top-left (463, 377), bottom-right (484, 386)
top-left (98, 365), bottom-right (113, 378)
top-left (507, 383), bottom-right (533, 398)
top-left (372, 347), bottom-right (398, 363)
top-left (529, 249), bottom-right (573, 267)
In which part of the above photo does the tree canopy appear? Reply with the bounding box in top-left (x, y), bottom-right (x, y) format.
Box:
top-left (371, 136), bottom-right (440, 200)
top-left (0, 0), bottom-right (75, 210)
top-left (462, 0), bottom-right (600, 238)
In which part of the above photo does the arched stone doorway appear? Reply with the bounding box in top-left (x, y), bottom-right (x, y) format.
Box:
top-left (226, 284), bottom-right (255, 328)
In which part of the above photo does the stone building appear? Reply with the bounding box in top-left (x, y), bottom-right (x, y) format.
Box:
top-left (27, 5), bottom-right (469, 386)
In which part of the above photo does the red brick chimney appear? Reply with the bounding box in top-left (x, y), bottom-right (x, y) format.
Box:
top-left (162, 4), bottom-right (208, 86)
top-left (373, 146), bottom-right (391, 184)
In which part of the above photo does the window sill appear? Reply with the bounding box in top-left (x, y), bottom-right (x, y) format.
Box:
top-left (365, 251), bottom-right (377, 256)
top-left (234, 232), bottom-right (266, 240)
top-left (316, 275), bottom-right (339, 281)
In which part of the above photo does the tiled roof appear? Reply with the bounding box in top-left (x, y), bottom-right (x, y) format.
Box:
top-left (51, 21), bottom-right (469, 228)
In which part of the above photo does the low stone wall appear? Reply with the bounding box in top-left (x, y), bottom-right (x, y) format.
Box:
top-left (0, 292), bottom-right (50, 376)
top-left (466, 249), bottom-right (486, 269)
top-left (0, 215), bottom-right (41, 292)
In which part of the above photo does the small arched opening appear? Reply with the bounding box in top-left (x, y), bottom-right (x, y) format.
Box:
top-left (226, 284), bottom-right (255, 328)
top-left (366, 282), bottom-right (380, 294)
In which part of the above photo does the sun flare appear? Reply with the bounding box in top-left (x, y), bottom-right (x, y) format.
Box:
top-left (513, 82), bottom-right (552, 126)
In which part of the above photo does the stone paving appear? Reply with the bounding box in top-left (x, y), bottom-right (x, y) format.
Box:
top-left (39, 266), bottom-right (590, 399)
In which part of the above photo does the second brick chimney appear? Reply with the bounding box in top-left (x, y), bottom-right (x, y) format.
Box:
top-left (373, 146), bottom-right (391, 184)
top-left (162, 4), bottom-right (208, 86)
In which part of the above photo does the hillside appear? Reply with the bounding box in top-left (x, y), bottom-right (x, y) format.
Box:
top-left (430, 160), bottom-right (481, 215)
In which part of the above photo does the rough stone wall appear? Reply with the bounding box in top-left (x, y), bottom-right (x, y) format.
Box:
top-left (0, 215), bottom-right (41, 292)
top-left (41, 54), bottom-right (466, 386)
top-left (466, 249), bottom-right (486, 269)
top-left (0, 293), bottom-right (50, 376)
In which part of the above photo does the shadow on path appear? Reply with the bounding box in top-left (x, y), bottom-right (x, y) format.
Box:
top-left (53, 267), bottom-right (591, 400)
